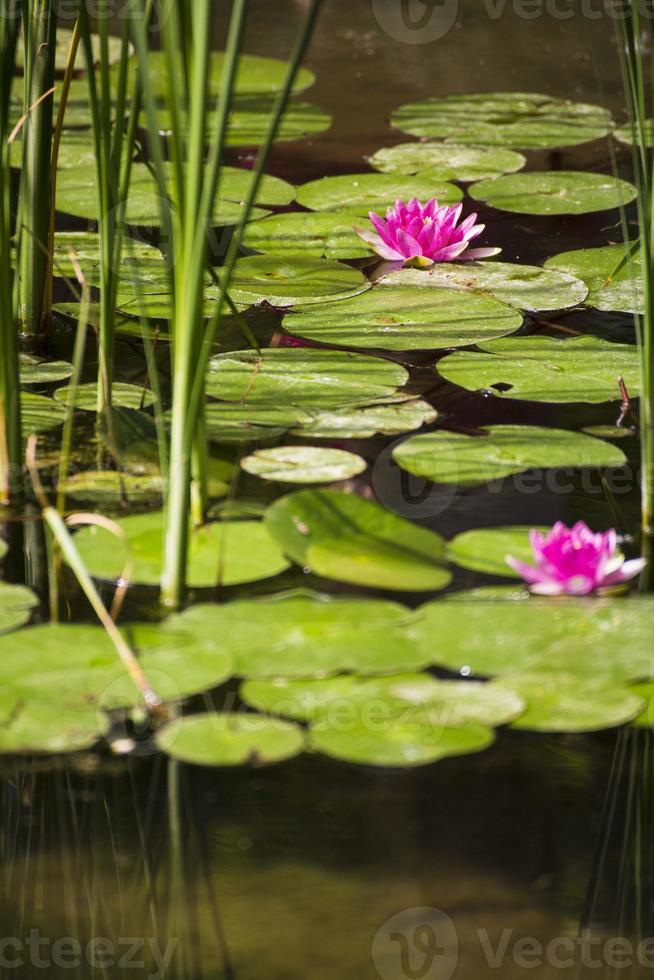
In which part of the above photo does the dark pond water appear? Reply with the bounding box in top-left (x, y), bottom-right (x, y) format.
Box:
top-left (1, 2), bottom-right (651, 977)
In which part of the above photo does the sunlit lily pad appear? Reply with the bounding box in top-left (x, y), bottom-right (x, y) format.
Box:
top-left (393, 425), bottom-right (627, 486)
top-left (54, 382), bottom-right (155, 411)
top-left (134, 50), bottom-right (315, 98)
top-left (21, 392), bottom-right (66, 433)
top-left (391, 93), bottom-right (613, 149)
top-left (207, 349), bottom-right (408, 407)
top-left (15, 27), bottom-right (129, 72)
top-left (291, 398), bottom-right (437, 439)
top-left (72, 512), bottom-right (289, 588)
top-left (169, 593), bottom-right (425, 678)
top-left (544, 244), bottom-right (644, 314)
top-left (156, 714), bottom-right (305, 767)
top-left (0, 582), bottom-right (39, 636)
top-left (369, 143), bottom-right (526, 181)
top-left (19, 355), bottom-right (73, 385)
top-left (437, 336), bottom-right (640, 403)
top-left (447, 526), bottom-right (549, 578)
top-left (295, 173), bottom-right (462, 215)
top-left (265, 489), bottom-right (452, 591)
top-left (241, 446), bottom-right (367, 484)
top-left (470, 172), bottom-right (637, 216)
top-left (0, 702), bottom-right (101, 755)
top-left (282, 286), bottom-right (522, 351)
top-left (309, 718), bottom-right (494, 768)
top-left (219, 255), bottom-right (369, 308)
top-left (205, 402), bottom-right (309, 444)
top-left (378, 262), bottom-right (588, 313)
top-left (243, 211), bottom-right (374, 260)
top-left (51, 231), bottom-right (169, 293)
top-left (241, 673), bottom-right (525, 727)
top-left (60, 471), bottom-right (165, 507)
top-left (614, 118), bottom-right (654, 147)
top-left (501, 673), bottom-right (644, 733)
top-left (630, 682), bottom-right (654, 727)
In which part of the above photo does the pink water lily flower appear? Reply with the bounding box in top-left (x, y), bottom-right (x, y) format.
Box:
top-left (506, 521), bottom-right (646, 596)
top-left (355, 197), bottom-right (501, 268)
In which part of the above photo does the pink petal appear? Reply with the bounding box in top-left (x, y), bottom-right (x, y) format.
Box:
top-left (602, 557), bottom-right (647, 585)
top-left (460, 247), bottom-right (502, 260)
top-left (354, 227), bottom-right (404, 261)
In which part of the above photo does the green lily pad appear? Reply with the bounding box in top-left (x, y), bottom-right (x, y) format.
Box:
top-left (410, 593), bottom-right (654, 682)
top-left (391, 93), bottom-right (613, 149)
top-left (134, 51), bottom-right (315, 99)
top-left (54, 382), bottom-right (155, 411)
top-left (0, 701), bottom-right (101, 755)
top-left (21, 392), bottom-right (66, 433)
top-left (156, 714), bottom-right (305, 767)
top-left (72, 512), bottom-right (289, 588)
top-left (470, 172), bottom-right (637, 216)
top-left (218, 255), bottom-right (369, 308)
top-left (291, 398), bottom-right (437, 440)
top-left (544, 245), bottom-right (644, 314)
top-left (282, 285), bottom-right (522, 351)
top-left (0, 540), bottom-right (6, 559)
top-left (393, 425), bottom-right (627, 487)
top-left (241, 673), bottom-right (525, 727)
top-left (309, 718), bottom-right (494, 768)
top-left (0, 582), bottom-right (39, 635)
top-left (614, 118), bottom-right (654, 147)
top-left (264, 489), bottom-right (452, 592)
top-left (205, 402), bottom-right (309, 444)
top-left (60, 471), bottom-right (165, 507)
top-left (502, 673), bottom-right (644, 733)
top-left (378, 261), bottom-right (588, 313)
top-left (295, 173), bottom-right (462, 215)
top-left (19, 355), bottom-right (73, 385)
top-left (170, 593), bottom-right (425, 678)
top-left (243, 211), bottom-right (374, 260)
top-left (241, 446), bottom-right (367, 484)
top-left (369, 143), bottom-right (526, 181)
top-left (436, 336), bottom-right (640, 403)
top-left (15, 28), bottom-right (129, 72)
top-left (629, 682), bottom-right (654, 727)
top-left (225, 97), bottom-right (331, 146)
top-left (447, 526), bottom-right (550, 578)
top-left (51, 231), bottom-right (169, 294)
top-left (207, 349), bottom-right (408, 408)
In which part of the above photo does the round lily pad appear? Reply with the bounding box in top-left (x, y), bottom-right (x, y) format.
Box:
top-left (51, 231), bottom-right (169, 294)
top-left (19, 355), bottom-right (73, 385)
top-left (0, 582), bottom-right (39, 636)
top-left (170, 593), bottom-right (426, 678)
top-left (630, 681), bottom-right (654, 727)
top-left (243, 211), bottom-right (374, 260)
top-left (436, 336), bottom-right (640, 403)
top-left (220, 255), bottom-right (369, 308)
top-left (502, 673), bottom-right (644, 733)
top-left (207, 349), bottom-right (408, 408)
top-left (205, 402), bottom-right (309, 444)
top-left (156, 714), bottom-right (304, 767)
top-left (21, 393), bottom-right (66, 433)
top-left (136, 50), bottom-right (315, 99)
top-left (295, 173), bottom-right (462, 215)
top-left (241, 446), bottom-right (367, 484)
top-left (309, 718), bottom-right (494, 768)
top-left (544, 245), bottom-right (644, 314)
top-left (469, 172), bottom-right (637, 216)
top-left (15, 28), bottom-right (129, 72)
top-left (391, 93), bottom-right (613, 150)
top-left (393, 425), bottom-right (627, 487)
top-left (368, 143), bottom-right (526, 181)
top-left (282, 285), bottom-right (522, 351)
top-left (447, 526), bottom-right (550, 578)
top-left (226, 98), bottom-right (331, 146)
top-left (241, 673), bottom-right (525, 728)
top-left (60, 471), bottom-right (165, 507)
top-left (614, 118), bottom-right (654, 147)
top-left (72, 512), bottom-right (289, 588)
top-left (54, 382), bottom-right (155, 411)
top-left (264, 489), bottom-right (452, 592)
top-left (291, 398), bottom-right (437, 440)
top-left (0, 701), bottom-right (101, 755)
top-left (378, 261), bottom-right (588, 313)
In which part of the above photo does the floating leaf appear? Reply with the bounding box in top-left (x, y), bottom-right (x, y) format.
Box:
top-left (391, 93), bottom-right (612, 149)
top-left (630, 682), bottom-right (654, 728)
top-left (54, 382), bottom-right (155, 411)
top-left (51, 231), bottom-right (169, 293)
top-left (282, 285), bottom-right (522, 351)
top-left (15, 28), bottom-right (129, 72)
top-left (544, 245), bottom-right (644, 314)
top-left (291, 398), bottom-right (437, 439)
top-left (207, 349), bottom-right (408, 407)
top-left (501, 673), bottom-right (644, 733)
top-left (72, 512), bottom-right (289, 588)
top-left (436, 336), bottom-right (640, 403)
top-left (0, 582), bottom-right (38, 636)
top-left (368, 143), bottom-right (526, 181)
top-left (170, 593), bottom-right (425, 678)
top-left (377, 261), bottom-right (588, 313)
top-left (393, 425), bottom-right (627, 487)
top-left (470, 172), bottom-right (637, 216)
top-left (218, 255), bottom-right (369, 308)
top-left (0, 701), bottom-right (101, 755)
top-left (156, 714), bottom-right (305, 767)
top-left (309, 718), bottom-right (494, 768)
top-left (21, 393), bottom-right (66, 433)
top-left (614, 118), bottom-right (654, 147)
top-left (241, 673), bottom-right (525, 727)
top-left (134, 50), bottom-right (316, 98)
top-left (243, 211), bottom-right (374, 260)
top-left (60, 471), bottom-right (165, 507)
top-left (447, 526), bottom-right (549, 578)
top-left (205, 402), bottom-right (309, 444)
top-left (265, 489), bottom-right (452, 591)
top-left (295, 173), bottom-right (462, 215)
top-left (241, 446), bottom-right (367, 484)
top-left (19, 355), bottom-right (73, 385)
